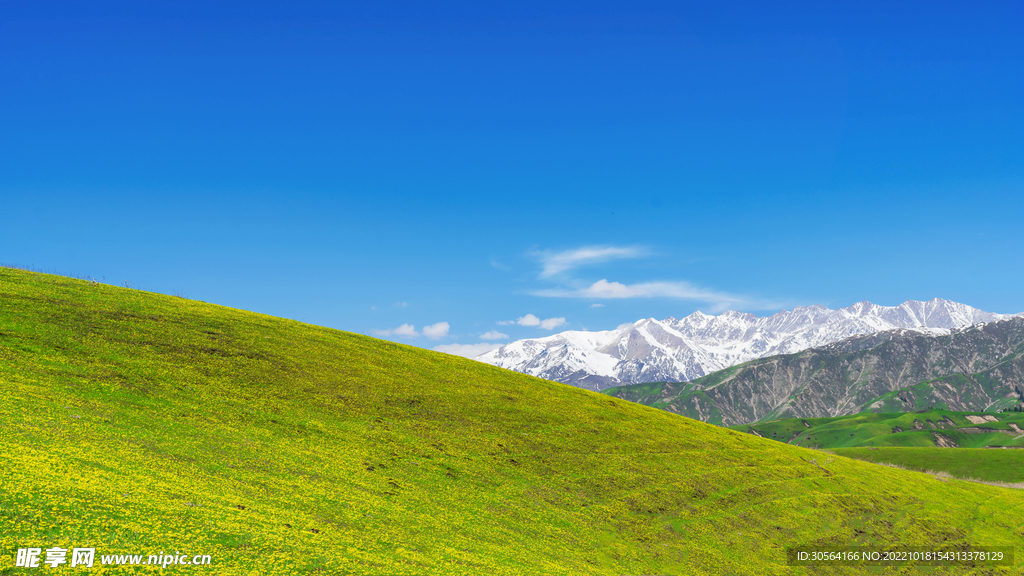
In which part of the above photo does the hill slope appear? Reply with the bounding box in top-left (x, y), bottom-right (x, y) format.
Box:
top-left (603, 320), bottom-right (1024, 426)
top-left (1, 268), bottom-right (1023, 574)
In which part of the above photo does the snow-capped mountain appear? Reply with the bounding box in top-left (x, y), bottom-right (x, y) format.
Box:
top-left (475, 298), bottom-right (1023, 390)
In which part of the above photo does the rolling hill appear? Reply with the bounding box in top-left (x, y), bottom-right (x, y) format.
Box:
top-left (1, 268), bottom-right (1023, 574)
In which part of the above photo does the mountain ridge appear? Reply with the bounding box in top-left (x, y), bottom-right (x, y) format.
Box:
top-left (477, 298), bottom-right (1022, 390)
top-left (602, 316), bottom-right (1024, 426)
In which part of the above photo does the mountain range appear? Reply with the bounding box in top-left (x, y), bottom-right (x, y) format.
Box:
top-left (603, 316), bottom-right (1024, 426)
top-left (476, 298), bottom-right (1022, 390)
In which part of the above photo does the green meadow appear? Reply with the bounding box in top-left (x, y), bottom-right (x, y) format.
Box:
top-left (828, 448), bottom-right (1024, 485)
top-left (733, 410), bottom-right (1024, 487)
top-left (2, 268), bottom-right (1023, 574)
top-left (732, 409), bottom-right (1024, 450)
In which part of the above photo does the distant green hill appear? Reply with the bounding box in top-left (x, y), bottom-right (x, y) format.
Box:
top-left (828, 447), bottom-right (1024, 485)
top-left (602, 321), bottom-right (1024, 426)
top-left (729, 410), bottom-right (1024, 486)
top-left (729, 409), bottom-right (1024, 450)
top-left (2, 268), bottom-right (1023, 574)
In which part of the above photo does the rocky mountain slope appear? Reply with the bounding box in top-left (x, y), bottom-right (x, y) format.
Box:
top-left (477, 298), bottom-right (1020, 390)
top-left (602, 317), bottom-right (1024, 426)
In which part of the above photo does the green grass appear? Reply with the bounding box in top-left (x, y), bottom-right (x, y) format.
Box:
top-left (2, 268), bottom-right (1024, 574)
top-left (599, 381), bottom-right (725, 424)
top-left (829, 448), bottom-right (1024, 484)
top-left (732, 410), bottom-right (1024, 450)
top-left (732, 410), bottom-right (1024, 488)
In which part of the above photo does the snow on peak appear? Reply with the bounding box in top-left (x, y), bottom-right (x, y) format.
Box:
top-left (475, 299), bottom-right (1021, 391)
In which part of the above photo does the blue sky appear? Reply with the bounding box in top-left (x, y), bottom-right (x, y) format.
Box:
top-left (2, 1), bottom-right (1022, 356)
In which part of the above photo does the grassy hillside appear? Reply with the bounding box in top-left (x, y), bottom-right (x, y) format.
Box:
top-left (2, 268), bottom-right (1024, 574)
top-left (596, 381), bottom-right (724, 423)
top-left (730, 410), bottom-right (1024, 450)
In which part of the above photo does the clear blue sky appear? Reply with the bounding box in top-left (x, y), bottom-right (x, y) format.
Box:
top-left (3, 1), bottom-right (1022, 356)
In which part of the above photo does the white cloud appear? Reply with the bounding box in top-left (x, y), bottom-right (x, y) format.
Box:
top-left (480, 330), bottom-right (508, 340)
top-left (433, 343), bottom-right (502, 358)
top-left (500, 314), bottom-right (567, 330)
top-left (395, 302), bottom-right (409, 308)
top-left (516, 313), bottom-right (541, 326)
top-left (538, 317), bottom-right (566, 330)
top-left (590, 303), bottom-right (605, 308)
top-left (422, 321), bottom-right (450, 340)
top-left (533, 245), bottom-right (647, 279)
top-left (371, 323), bottom-right (419, 338)
top-left (533, 279), bottom-right (781, 312)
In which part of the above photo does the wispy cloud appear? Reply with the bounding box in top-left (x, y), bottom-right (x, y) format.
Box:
top-left (480, 330), bottom-right (508, 340)
top-left (533, 279), bottom-right (782, 312)
top-left (422, 321), bottom-right (450, 340)
top-left (493, 244), bottom-right (785, 321)
top-left (533, 245), bottom-right (647, 279)
top-left (433, 343), bottom-right (501, 358)
top-left (370, 323), bottom-right (419, 338)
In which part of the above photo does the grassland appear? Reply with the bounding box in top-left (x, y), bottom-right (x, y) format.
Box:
top-left (731, 410), bottom-right (1024, 487)
top-left (598, 381), bottom-right (723, 423)
top-left (828, 448), bottom-right (1024, 484)
top-left (731, 410), bottom-right (1024, 450)
top-left (2, 268), bottom-right (1024, 574)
